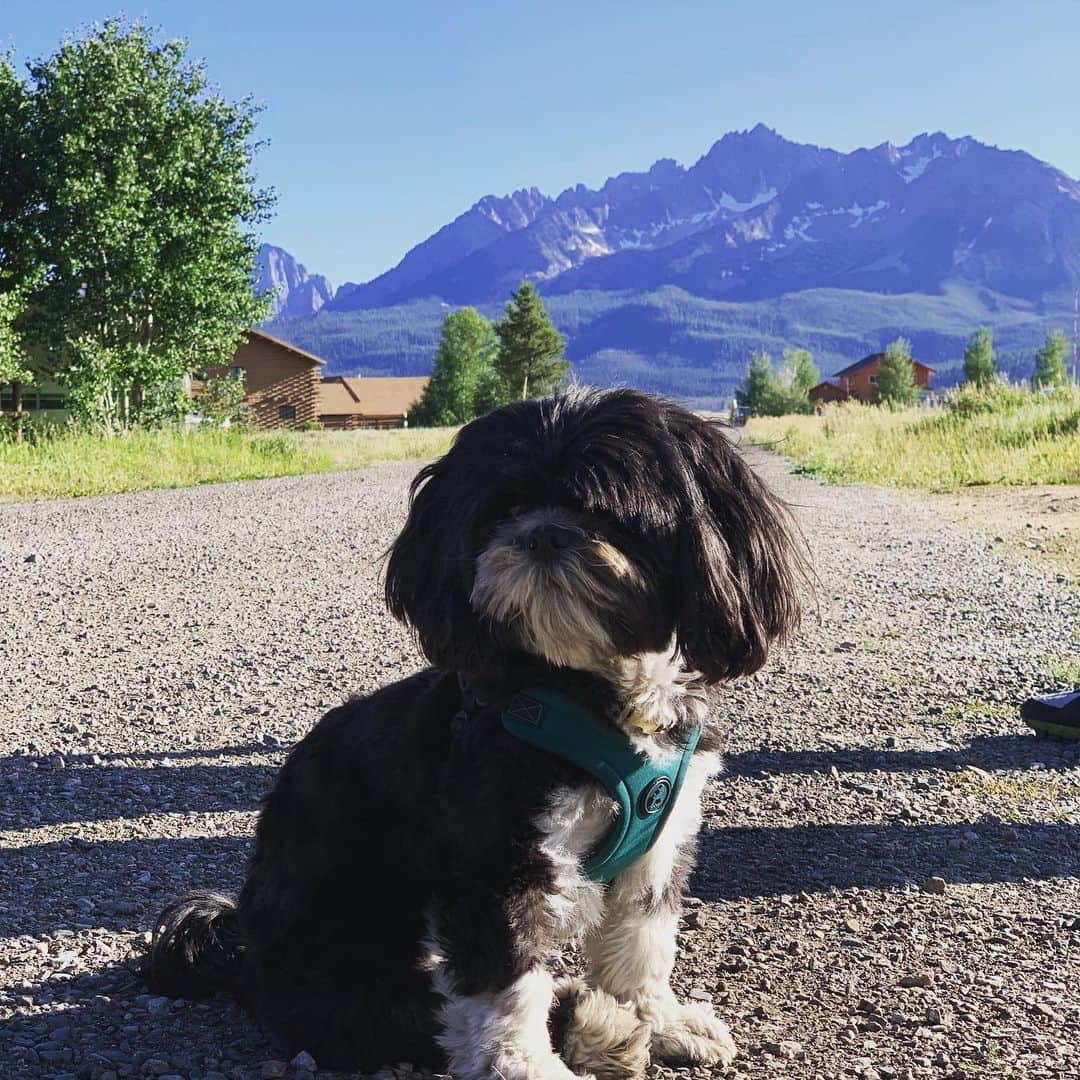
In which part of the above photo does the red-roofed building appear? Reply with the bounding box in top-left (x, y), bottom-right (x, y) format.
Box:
top-left (809, 352), bottom-right (934, 404)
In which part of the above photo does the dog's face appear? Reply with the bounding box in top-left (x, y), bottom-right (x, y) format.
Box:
top-left (386, 388), bottom-right (803, 682)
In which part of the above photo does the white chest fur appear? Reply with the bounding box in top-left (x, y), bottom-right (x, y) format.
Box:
top-left (536, 749), bottom-right (720, 938)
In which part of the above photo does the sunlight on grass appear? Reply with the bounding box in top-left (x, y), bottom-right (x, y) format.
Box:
top-left (947, 769), bottom-right (1080, 818)
top-left (0, 425), bottom-right (457, 500)
top-left (746, 386), bottom-right (1080, 490)
top-left (1043, 657), bottom-right (1080, 687)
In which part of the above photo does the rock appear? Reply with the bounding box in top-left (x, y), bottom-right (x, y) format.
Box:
top-left (762, 1040), bottom-right (804, 1059)
top-left (38, 1047), bottom-right (74, 1067)
top-left (260, 1061), bottom-right (289, 1079)
top-left (920, 876), bottom-right (947, 895)
top-left (290, 1050), bottom-right (317, 1070)
top-left (899, 972), bottom-right (935, 988)
top-left (681, 908), bottom-right (704, 929)
top-left (141, 1061), bottom-right (172, 1077)
top-left (145, 996), bottom-right (170, 1014)
top-left (688, 987), bottom-right (712, 1002)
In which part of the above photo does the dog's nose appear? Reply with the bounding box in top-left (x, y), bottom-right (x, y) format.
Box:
top-left (520, 523), bottom-right (576, 562)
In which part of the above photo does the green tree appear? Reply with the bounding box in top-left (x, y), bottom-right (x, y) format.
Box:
top-left (0, 286), bottom-right (34, 439)
top-left (0, 54), bottom-right (39, 286)
top-left (494, 282), bottom-right (568, 400)
top-left (25, 20), bottom-right (273, 427)
top-left (773, 347), bottom-right (819, 414)
top-left (0, 55), bottom-right (42, 441)
top-left (738, 351), bottom-right (778, 416)
top-left (963, 326), bottom-right (997, 387)
top-left (199, 371), bottom-right (249, 425)
top-left (737, 348), bottom-right (818, 416)
top-left (873, 337), bottom-right (919, 407)
top-left (1033, 329), bottom-right (1070, 390)
top-left (411, 307), bottom-right (502, 425)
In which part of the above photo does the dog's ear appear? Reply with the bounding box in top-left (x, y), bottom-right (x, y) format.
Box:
top-left (385, 456), bottom-right (496, 673)
top-left (668, 411), bottom-right (805, 683)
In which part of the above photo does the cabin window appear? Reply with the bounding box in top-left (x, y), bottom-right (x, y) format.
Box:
top-left (868, 374), bottom-right (878, 384)
top-left (228, 366), bottom-right (246, 380)
top-left (1, 389), bottom-right (67, 411)
top-left (278, 403), bottom-right (297, 420)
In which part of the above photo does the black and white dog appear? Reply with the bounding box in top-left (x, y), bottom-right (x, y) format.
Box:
top-left (144, 388), bottom-right (804, 1078)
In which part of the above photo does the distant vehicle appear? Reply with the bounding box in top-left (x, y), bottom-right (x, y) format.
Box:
top-left (730, 405), bottom-right (752, 427)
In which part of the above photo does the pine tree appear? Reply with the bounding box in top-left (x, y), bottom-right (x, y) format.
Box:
top-left (1033, 329), bottom-right (1070, 389)
top-left (963, 326), bottom-right (996, 387)
top-left (738, 351), bottom-right (777, 415)
top-left (494, 282), bottom-right (568, 400)
top-left (873, 337), bottom-right (919, 407)
top-left (411, 308), bottom-right (501, 426)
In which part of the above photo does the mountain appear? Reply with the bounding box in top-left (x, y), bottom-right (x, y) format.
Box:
top-left (266, 127), bottom-right (1080, 400)
top-left (256, 243), bottom-right (335, 318)
top-left (332, 188), bottom-right (549, 310)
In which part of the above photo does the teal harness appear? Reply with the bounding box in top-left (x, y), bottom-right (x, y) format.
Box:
top-left (501, 688), bottom-right (701, 884)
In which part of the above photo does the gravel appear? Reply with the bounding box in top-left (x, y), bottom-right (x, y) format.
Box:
top-left (1, 450), bottom-right (1078, 1079)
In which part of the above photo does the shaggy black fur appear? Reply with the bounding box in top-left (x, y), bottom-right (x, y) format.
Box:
top-left (143, 388), bottom-right (804, 1073)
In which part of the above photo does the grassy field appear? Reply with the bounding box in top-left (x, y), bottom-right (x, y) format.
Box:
top-left (0, 425), bottom-right (457, 501)
top-left (746, 386), bottom-right (1080, 490)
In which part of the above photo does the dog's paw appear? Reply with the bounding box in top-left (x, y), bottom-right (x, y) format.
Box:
top-left (551, 977), bottom-right (650, 1079)
top-left (647, 1001), bottom-right (737, 1067)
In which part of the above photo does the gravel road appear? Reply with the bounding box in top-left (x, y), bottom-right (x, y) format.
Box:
top-left (1, 448), bottom-right (1078, 1080)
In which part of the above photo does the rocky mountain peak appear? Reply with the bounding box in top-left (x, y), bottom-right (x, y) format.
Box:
top-left (473, 187), bottom-right (551, 229)
top-left (317, 125), bottom-right (1080, 316)
top-left (256, 244), bottom-right (335, 319)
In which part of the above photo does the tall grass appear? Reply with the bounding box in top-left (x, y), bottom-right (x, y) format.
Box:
top-left (746, 385), bottom-right (1080, 490)
top-left (0, 425), bottom-right (457, 501)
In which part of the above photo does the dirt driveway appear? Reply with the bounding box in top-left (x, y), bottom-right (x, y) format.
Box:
top-left (1, 450), bottom-right (1077, 1080)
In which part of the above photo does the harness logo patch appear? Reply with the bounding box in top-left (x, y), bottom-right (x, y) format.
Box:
top-left (505, 694), bottom-right (545, 727)
top-left (639, 776), bottom-right (672, 816)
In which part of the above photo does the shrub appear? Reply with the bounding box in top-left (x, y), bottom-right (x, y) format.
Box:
top-left (251, 433), bottom-right (298, 460)
top-left (945, 383), bottom-right (1030, 419)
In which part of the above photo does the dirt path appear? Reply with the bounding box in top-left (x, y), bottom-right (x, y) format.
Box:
top-left (1, 450), bottom-right (1077, 1080)
top-left (922, 484), bottom-right (1080, 586)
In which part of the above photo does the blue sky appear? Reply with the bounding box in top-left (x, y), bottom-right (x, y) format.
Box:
top-left (5, 1), bottom-right (1080, 286)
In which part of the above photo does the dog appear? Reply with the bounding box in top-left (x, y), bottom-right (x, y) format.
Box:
top-left (143, 387), bottom-right (804, 1078)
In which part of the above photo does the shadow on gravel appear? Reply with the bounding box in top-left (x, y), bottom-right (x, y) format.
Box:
top-left (0, 836), bottom-right (250, 938)
top-left (5, 818), bottom-right (1077, 937)
top-left (694, 820), bottom-right (1080, 900)
top-left (1, 962), bottom-right (270, 1079)
top-left (35, 742), bottom-right (276, 764)
top-left (0, 759), bottom-right (276, 829)
top-left (14, 734), bottom-right (1073, 832)
top-left (724, 734), bottom-right (1079, 780)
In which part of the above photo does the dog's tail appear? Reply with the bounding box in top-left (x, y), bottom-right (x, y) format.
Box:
top-left (141, 891), bottom-right (245, 1000)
